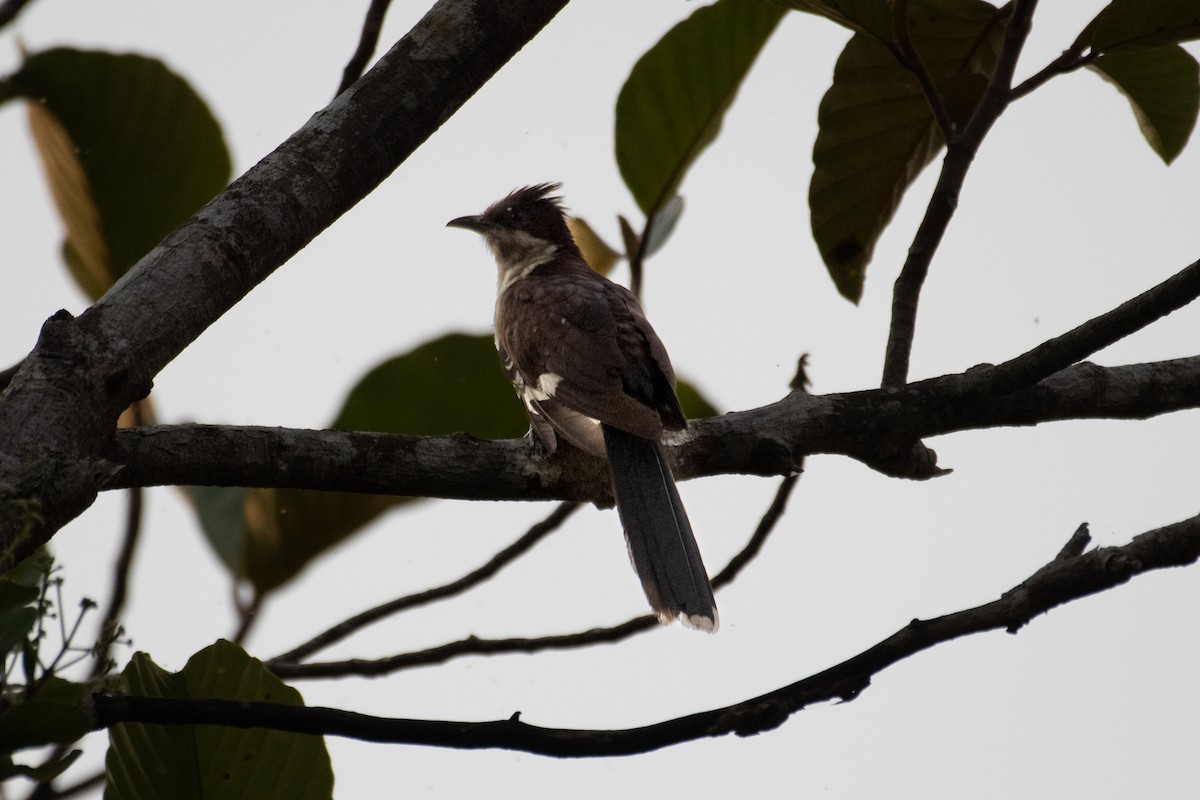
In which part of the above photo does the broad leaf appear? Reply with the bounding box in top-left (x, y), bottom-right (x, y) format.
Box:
top-left (643, 194), bottom-right (686, 259)
top-left (188, 334), bottom-right (526, 594)
top-left (676, 378), bottom-right (719, 420)
top-left (616, 0), bottom-right (784, 217)
top-left (810, 0), bottom-right (1006, 301)
top-left (183, 485), bottom-right (249, 577)
top-left (567, 216), bottom-right (622, 275)
top-left (0, 578), bottom-right (38, 658)
top-left (1076, 0), bottom-right (1200, 54)
top-left (189, 334), bottom-right (719, 594)
top-left (1091, 45), bottom-right (1200, 164)
top-left (768, 0), bottom-right (893, 43)
top-left (331, 333), bottom-right (527, 438)
top-left (106, 641), bottom-right (332, 800)
top-left (0, 677), bottom-right (92, 751)
top-left (6, 48), bottom-right (231, 299)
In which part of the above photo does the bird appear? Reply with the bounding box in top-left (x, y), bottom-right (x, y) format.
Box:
top-left (448, 183), bottom-right (718, 631)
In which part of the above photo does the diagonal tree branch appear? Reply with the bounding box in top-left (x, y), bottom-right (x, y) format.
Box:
top-left (91, 512), bottom-right (1200, 754)
top-left (268, 501), bottom-right (581, 666)
top-left (0, 0), bottom-right (572, 571)
top-left (965, 258), bottom-right (1200, 394)
top-left (270, 475), bottom-right (799, 680)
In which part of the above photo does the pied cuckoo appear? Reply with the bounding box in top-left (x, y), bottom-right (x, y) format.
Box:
top-left (448, 184), bottom-right (718, 631)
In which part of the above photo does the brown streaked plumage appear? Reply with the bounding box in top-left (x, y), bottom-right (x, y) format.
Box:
top-left (449, 184), bottom-right (718, 631)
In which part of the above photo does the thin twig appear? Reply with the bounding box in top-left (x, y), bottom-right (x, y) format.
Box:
top-left (91, 404), bottom-right (146, 678)
top-left (1010, 45), bottom-right (1095, 100)
top-left (1055, 523), bottom-right (1090, 561)
top-left (964, 258), bottom-right (1200, 395)
top-left (336, 0), bottom-right (394, 96)
top-left (268, 501), bottom-right (581, 667)
top-left (93, 514), bottom-right (1200, 755)
top-left (881, 0), bottom-right (1038, 388)
top-left (271, 477), bottom-right (799, 680)
top-left (890, 0), bottom-right (956, 142)
top-left (231, 588), bottom-right (262, 646)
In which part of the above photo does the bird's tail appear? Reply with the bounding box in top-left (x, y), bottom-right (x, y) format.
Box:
top-left (602, 424), bottom-right (718, 632)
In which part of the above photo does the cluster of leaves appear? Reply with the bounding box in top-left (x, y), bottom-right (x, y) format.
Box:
top-left (608, 0), bottom-right (1200, 301)
top-left (0, 555), bottom-right (331, 796)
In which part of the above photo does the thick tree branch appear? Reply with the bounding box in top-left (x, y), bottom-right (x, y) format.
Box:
top-left (102, 354), bottom-right (1200, 500)
top-left (270, 475), bottom-right (798, 680)
top-left (92, 512), bottom-right (1200, 754)
top-left (0, 0), bottom-right (571, 570)
top-left (881, 0), bottom-right (1037, 387)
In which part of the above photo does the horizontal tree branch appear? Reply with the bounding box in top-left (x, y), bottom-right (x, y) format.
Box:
top-left (103, 354), bottom-right (1200, 500)
top-left (91, 512), bottom-right (1200, 755)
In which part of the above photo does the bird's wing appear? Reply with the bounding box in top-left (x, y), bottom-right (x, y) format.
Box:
top-left (496, 264), bottom-right (680, 445)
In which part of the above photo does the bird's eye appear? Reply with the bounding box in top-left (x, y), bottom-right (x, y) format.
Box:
top-left (505, 206), bottom-right (527, 226)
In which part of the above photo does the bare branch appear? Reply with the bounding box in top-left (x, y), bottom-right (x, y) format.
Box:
top-left (103, 353), bottom-right (1200, 500)
top-left (268, 501), bottom-right (581, 667)
top-left (964, 258), bottom-right (1200, 395)
top-left (1011, 44), bottom-right (1095, 100)
top-left (881, 0), bottom-right (1039, 387)
top-left (337, 0), bottom-right (395, 96)
top-left (270, 477), bottom-right (798, 680)
top-left (93, 513), bottom-right (1200, 754)
top-left (1055, 523), bottom-right (1090, 561)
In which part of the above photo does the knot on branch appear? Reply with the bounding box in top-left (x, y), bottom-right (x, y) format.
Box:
top-left (725, 699), bottom-right (789, 738)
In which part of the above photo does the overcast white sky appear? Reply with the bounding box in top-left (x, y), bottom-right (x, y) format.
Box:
top-left (3, 1), bottom-right (1199, 798)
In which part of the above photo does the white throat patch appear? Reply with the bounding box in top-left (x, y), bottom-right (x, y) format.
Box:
top-left (491, 230), bottom-right (557, 293)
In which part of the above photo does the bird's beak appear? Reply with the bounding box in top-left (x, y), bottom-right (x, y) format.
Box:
top-left (447, 214), bottom-right (488, 233)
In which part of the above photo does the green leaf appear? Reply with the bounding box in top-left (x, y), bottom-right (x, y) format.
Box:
top-left (0, 604), bottom-right (38, 658)
top-left (1076, 0), bottom-right (1200, 54)
top-left (9, 48), bottom-right (231, 299)
top-left (810, 0), bottom-right (1005, 302)
top-left (1090, 45), bottom-right (1200, 164)
top-left (567, 216), bottom-right (622, 275)
top-left (0, 677), bottom-right (92, 751)
top-left (676, 379), bottom-right (719, 420)
top-left (185, 335), bottom-right (717, 595)
top-left (189, 334), bottom-right (528, 594)
top-left (642, 195), bottom-right (685, 259)
top-left (106, 641), bottom-right (333, 800)
top-left (0, 578), bottom-right (38, 615)
top-left (767, 0), bottom-right (893, 42)
top-left (333, 333), bottom-right (527, 439)
top-left (184, 485), bottom-right (248, 577)
top-left (616, 0), bottom-right (784, 217)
